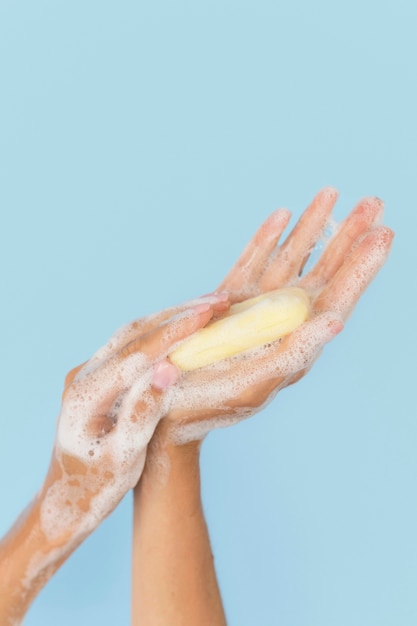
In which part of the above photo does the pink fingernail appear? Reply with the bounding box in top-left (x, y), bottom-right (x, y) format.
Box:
top-left (152, 361), bottom-right (180, 390)
top-left (215, 290), bottom-right (230, 302)
top-left (198, 291), bottom-right (229, 303)
top-left (270, 208), bottom-right (291, 226)
top-left (328, 320), bottom-right (344, 336)
top-left (193, 303), bottom-right (212, 314)
top-left (320, 186), bottom-right (339, 200)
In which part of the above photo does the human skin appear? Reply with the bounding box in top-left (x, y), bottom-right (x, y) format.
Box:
top-left (131, 188), bottom-right (394, 625)
top-left (141, 188), bottom-right (393, 440)
top-left (0, 188), bottom-right (393, 625)
top-left (132, 423), bottom-right (227, 626)
top-left (0, 295), bottom-right (230, 626)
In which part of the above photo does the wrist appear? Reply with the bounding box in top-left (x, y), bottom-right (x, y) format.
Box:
top-left (148, 419), bottom-right (202, 456)
top-left (138, 420), bottom-right (201, 491)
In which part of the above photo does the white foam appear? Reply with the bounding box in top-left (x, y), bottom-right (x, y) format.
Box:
top-left (40, 297), bottom-right (229, 541)
top-left (161, 310), bottom-right (341, 444)
top-left (39, 213), bottom-right (390, 540)
top-left (320, 227), bottom-right (391, 319)
top-left (40, 346), bottom-right (169, 541)
top-left (162, 224), bottom-right (388, 449)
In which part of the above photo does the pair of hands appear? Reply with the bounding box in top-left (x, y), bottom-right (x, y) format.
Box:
top-left (41, 188), bottom-right (392, 545)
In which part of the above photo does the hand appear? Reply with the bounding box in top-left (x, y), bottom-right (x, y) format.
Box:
top-left (154, 188), bottom-right (393, 444)
top-left (0, 295), bottom-right (231, 624)
top-left (41, 295), bottom-right (231, 545)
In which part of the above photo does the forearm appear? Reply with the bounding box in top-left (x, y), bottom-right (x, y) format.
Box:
top-left (0, 495), bottom-right (71, 625)
top-left (132, 425), bottom-right (227, 626)
top-left (0, 458), bottom-right (94, 625)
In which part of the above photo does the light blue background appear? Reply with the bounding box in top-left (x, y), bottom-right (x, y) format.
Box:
top-left (0, 1), bottom-right (415, 625)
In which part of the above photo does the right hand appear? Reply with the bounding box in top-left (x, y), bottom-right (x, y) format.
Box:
top-left (154, 189), bottom-right (394, 444)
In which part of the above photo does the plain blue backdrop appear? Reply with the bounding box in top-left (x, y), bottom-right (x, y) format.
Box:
top-left (0, 1), bottom-right (415, 625)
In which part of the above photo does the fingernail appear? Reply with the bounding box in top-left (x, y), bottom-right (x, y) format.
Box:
top-left (320, 186), bottom-right (339, 200)
top-left (270, 208), bottom-right (291, 225)
top-left (192, 302), bottom-right (212, 314)
top-left (152, 361), bottom-right (180, 390)
top-left (199, 291), bottom-right (229, 303)
top-left (328, 319), bottom-right (344, 336)
top-left (213, 290), bottom-right (229, 302)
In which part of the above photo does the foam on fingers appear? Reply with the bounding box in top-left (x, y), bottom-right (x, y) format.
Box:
top-left (38, 343), bottom-right (167, 550)
top-left (237, 310), bottom-right (344, 387)
top-left (314, 225), bottom-right (394, 319)
top-left (219, 208), bottom-right (291, 299)
top-left (82, 294), bottom-right (231, 370)
top-left (163, 310), bottom-right (343, 445)
top-left (41, 294), bottom-right (222, 545)
top-left (50, 296), bottom-right (229, 540)
top-left (262, 187), bottom-right (339, 289)
top-left (300, 197), bottom-right (385, 292)
top-left (37, 194), bottom-right (392, 563)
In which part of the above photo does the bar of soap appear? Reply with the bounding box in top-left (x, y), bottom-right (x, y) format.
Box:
top-left (169, 287), bottom-right (310, 371)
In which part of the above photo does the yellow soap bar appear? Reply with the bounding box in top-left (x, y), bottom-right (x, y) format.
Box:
top-left (170, 287), bottom-right (310, 371)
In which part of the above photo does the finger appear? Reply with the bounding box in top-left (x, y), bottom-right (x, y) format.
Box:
top-left (92, 302), bottom-right (226, 439)
top-left (152, 360), bottom-right (181, 390)
top-left (261, 187), bottom-right (339, 290)
top-left (191, 312), bottom-right (343, 412)
top-left (107, 302), bottom-right (230, 450)
top-left (118, 302), bottom-right (219, 362)
top-left (63, 362), bottom-right (87, 390)
top-left (314, 226), bottom-right (394, 320)
top-left (242, 311), bottom-right (343, 384)
top-left (176, 311), bottom-right (343, 413)
top-left (133, 292), bottom-right (230, 335)
top-left (300, 196), bottom-right (384, 291)
top-left (90, 293), bottom-right (230, 363)
top-left (218, 209), bottom-right (291, 300)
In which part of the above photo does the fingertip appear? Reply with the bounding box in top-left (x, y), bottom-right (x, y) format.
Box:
top-left (186, 302), bottom-right (216, 333)
top-left (328, 318), bottom-right (344, 337)
top-left (378, 225), bottom-right (395, 245)
top-left (269, 208), bottom-right (292, 228)
top-left (363, 225), bottom-right (395, 258)
top-left (164, 302), bottom-right (215, 347)
top-left (193, 291), bottom-right (231, 318)
top-left (258, 208), bottom-right (291, 242)
top-left (368, 196), bottom-right (385, 212)
top-left (319, 186), bottom-right (339, 201)
top-left (353, 196), bottom-right (385, 223)
top-left (213, 290), bottom-right (230, 302)
top-left (192, 303), bottom-right (212, 314)
top-left (196, 291), bottom-right (230, 305)
top-left (152, 360), bottom-right (180, 391)
top-left (305, 312), bottom-right (344, 344)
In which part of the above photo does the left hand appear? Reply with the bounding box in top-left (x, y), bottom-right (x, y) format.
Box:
top-left (38, 294), bottom-right (230, 546)
top-left (0, 296), bottom-right (230, 624)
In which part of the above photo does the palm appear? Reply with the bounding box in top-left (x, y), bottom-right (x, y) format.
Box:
top-left (164, 188), bottom-right (393, 440)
